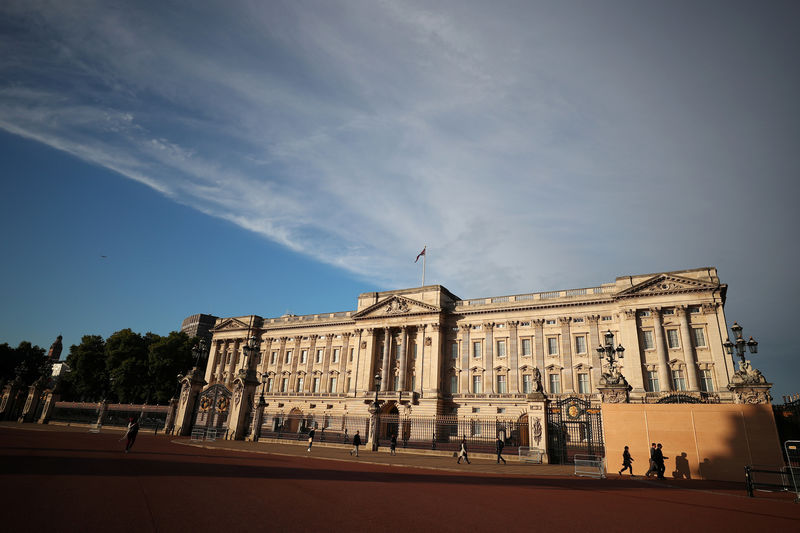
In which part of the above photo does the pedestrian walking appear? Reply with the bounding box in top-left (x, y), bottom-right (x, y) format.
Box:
top-left (654, 443), bottom-right (668, 479)
top-left (349, 431), bottom-right (361, 457)
top-left (457, 437), bottom-right (471, 464)
top-left (121, 417), bottom-right (139, 453)
top-left (496, 436), bottom-right (506, 464)
top-left (645, 442), bottom-right (657, 478)
top-left (390, 433), bottom-right (397, 455)
top-left (307, 427), bottom-right (315, 452)
top-left (618, 445), bottom-right (634, 476)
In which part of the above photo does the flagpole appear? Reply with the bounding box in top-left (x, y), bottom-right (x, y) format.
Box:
top-left (422, 244), bottom-right (426, 287)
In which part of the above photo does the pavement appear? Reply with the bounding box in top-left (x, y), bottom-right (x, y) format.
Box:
top-left (1, 421), bottom-right (798, 532)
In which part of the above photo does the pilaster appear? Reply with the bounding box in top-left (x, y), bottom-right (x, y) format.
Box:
top-left (508, 321), bottom-right (520, 394)
top-left (676, 305), bottom-right (700, 391)
top-left (651, 307), bottom-right (672, 392)
top-left (559, 317), bottom-right (574, 392)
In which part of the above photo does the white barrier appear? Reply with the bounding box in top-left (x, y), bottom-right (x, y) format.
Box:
top-left (191, 428), bottom-right (205, 441)
top-left (518, 446), bottom-right (544, 464)
top-left (574, 454), bottom-right (605, 478)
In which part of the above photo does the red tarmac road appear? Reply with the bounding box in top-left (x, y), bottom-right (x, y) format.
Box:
top-left (1, 425), bottom-right (798, 532)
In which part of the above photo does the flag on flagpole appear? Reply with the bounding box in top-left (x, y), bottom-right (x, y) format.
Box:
top-left (415, 246), bottom-right (426, 263)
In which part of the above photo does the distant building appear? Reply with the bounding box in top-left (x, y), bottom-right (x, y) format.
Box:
top-left (51, 361), bottom-right (70, 378)
top-left (180, 314), bottom-right (219, 345)
top-left (47, 335), bottom-right (63, 361)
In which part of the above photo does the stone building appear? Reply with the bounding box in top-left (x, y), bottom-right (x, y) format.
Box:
top-left (185, 267), bottom-right (738, 430)
top-left (180, 313), bottom-right (219, 345)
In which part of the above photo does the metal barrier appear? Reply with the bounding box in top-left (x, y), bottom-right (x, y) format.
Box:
top-left (191, 428), bottom-right (205, 441)
top-left (784, 440), bottom-right (800, 502)
top-left (744, 464), bottom-right (798, 502)
top-left (574, 454), bottom-right (605, 478)
top-left (88, 424), bottom-right (101, 433)
top-left (518, 447), bottom-right (543, 464)
top-left (205, 428), bottom-right (222, 441)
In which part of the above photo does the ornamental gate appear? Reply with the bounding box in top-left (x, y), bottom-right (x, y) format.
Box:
top-left (546, 396), bottom-right (604, 464)
top-left (193, 384), bottom-right (231, 433)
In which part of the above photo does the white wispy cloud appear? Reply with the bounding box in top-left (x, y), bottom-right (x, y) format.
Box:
top-left (1, 0), bottom-right (798, 302)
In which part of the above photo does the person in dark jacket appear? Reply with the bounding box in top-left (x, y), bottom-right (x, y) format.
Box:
top-left (390, 433), bottom-right (397, 455)
top-left (654, 443), bottom-right (668, 479)
top-left (496, 436), bottom-right (506, 464)
top-left (457, 437), bottom-right (471, 464)
top-left (618, 445), bottom-right (634, 476)
top-left (349, 431), bottom-right (361, 457)
top-left (307, 427), bottom-right (315, 453)
top-left (645, 442), bottom-right (657, 478)
top-left (122, 417), bottom-right (139, 453)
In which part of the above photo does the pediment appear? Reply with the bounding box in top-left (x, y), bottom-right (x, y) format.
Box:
top-left (616, 274), bottom-right (717, 298)
top-left (353, 295), bottom-right (441, 319)
top-left (212, 317), bottom-right (251, 332)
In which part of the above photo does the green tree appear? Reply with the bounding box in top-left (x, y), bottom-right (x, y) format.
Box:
top-left (11, 342), bottom-right (47, 384)
top-left (65, 335), bottom-right (107, 401)
top-left (105, 329), bottom-right (149, 403)
top-left (147, 331), bottom-right (196, 403)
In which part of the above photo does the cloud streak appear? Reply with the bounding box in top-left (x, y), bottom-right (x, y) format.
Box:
top-left (1, 0), bottom-right (798, 302)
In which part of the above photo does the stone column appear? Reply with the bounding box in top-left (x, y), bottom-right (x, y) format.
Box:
top-left (38, 390), bottom-right (59, 424)
top-left (339, 332), bottom-right (352, 392)
top-left (423, 324), bottom-right (442, 396)
top-left (322, 334), bottom-right (334, 392)
top-left (352, 329), bottom-right (363, 396)
top-left (217, 340), bottom-right (228, 384)
top-left (619, 309), bottom-right (645, 393)
top-left (205, 341), bottom-right (219, 384)
top-left (559, 317), bottom-right (574, 392)
top-left (484, 323), bottom-right (495, 393)
top-left (274, 337), bottom-right (287, 391)
top-left (381, 328), bottom-right (391, 391)
top-left (19, 383), bottom-right (43, 424)
top-left (416, 324), bottom-right (426, 394)
top-left (459, 324), bottom-right (471, 393)
top-left (702, 302), bottom-right (732, 386)
top-left (533, 319), bottom-right (546, 376)
top-left (305, 335), bottom-right (317, 392)
top-left (651, 307), bottom-right (673, 392)
top-left (226, 339), bottom-right (240, 386)
top-left (587, 316), bottom-right (603, 392)
top-left (677, 306), bottom-right (700, 391)
top-left (398, 327), bottom-right (408, 390)
top-left (229, 369), bottom-right (260, 440)
top-left (508, 321), bottom-right (520, 393)
top-left (290, 337), bottom-right (302, 391)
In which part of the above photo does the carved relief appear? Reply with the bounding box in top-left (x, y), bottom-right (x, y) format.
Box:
top-left (532, 417), bottom-right (542, 447)
top-left (233, 381), bottom-right (243, 407)
top-left (385, 299), bottom-right (410, 315)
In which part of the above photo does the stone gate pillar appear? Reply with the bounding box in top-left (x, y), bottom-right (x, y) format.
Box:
top-left (175, 367), bottom-right (207, 436)
top-left (229, 370), bottom-right (260, 440)
top-left (19, 381), bottom-right (44, 423)
top-left (38, 390), bottom-right (58, 424)
top-left (527, 391), bottom-right (549, 464)
top-left (163, 397), bottom-right (178, 435)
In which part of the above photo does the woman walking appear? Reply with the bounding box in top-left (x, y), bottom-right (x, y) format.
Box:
top-left (618, 445), bottom-right (634, 476)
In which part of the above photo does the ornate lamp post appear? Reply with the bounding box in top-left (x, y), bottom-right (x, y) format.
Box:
top-left (192, 339), bottom-right (208, 369)
top-left (596, 330), bottom-right (626, 383)
top-left (251, 372), bottom-right (268, 441)
top-left (595, 330), bottom-right (630, 403)
top-left (724, 322), bottom-right (771, 404)
top-left (241, 336), bottom-right (259, 371)
top-left (369, 373), bottom-right (382, 451)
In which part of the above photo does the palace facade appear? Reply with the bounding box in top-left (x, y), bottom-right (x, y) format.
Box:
top-left (196, 267), bottom-right (735, 425)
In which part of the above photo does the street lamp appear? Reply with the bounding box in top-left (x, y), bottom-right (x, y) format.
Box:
top-left (241, 335), bottom-right (260, 370)
top-left (723, 321), bottom-right (759, 371)
top-left (596, 330), bottom-right (625, 379)
top-left (373, 373), bottom-right (382, 407)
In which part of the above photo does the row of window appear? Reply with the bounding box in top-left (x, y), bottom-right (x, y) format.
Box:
top-left (265, 375), bottom-right (350, 394)
top-left (450, 327), bottom-right (708, 360)
top-left (447, 368), bottom-right (715, 395)
top-left (260, 346), bottom-right (357, 367)
top-left (645, 369), bottom-right (714, 393)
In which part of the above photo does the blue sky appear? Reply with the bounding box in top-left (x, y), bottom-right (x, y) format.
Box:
top-left (1, 1), bottom-right (798, 399)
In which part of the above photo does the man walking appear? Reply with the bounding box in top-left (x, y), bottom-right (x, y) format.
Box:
top-left (307, 427), bottom-right (315, 452)
top-left (645, 442), bottom-right (657, 478)
top-left (457, 437), bottom-right (471, 464)
top-left (390, 433), bottom-right (397, 456)
top-left (618, 445), bottom-right (634, 476)
top-left (122, 417), bottom-right (139, 453)
top-left (349, 431), bottom-right (361, 457)
top-left (654, 443), bottom-right (668, 479)
top-left (496, 436), bottom-right (506, 464)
